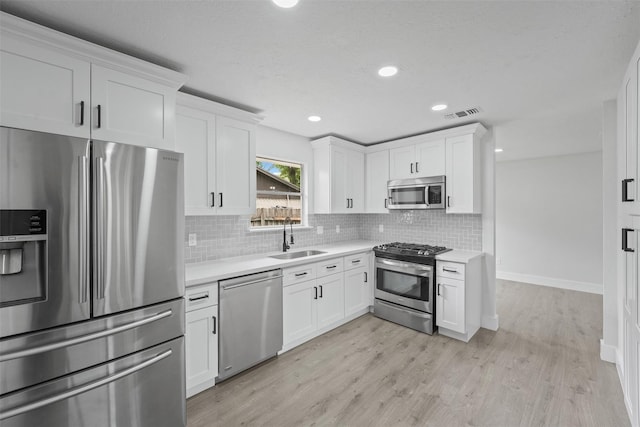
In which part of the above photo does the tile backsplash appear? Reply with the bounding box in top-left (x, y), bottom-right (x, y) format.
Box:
top-left (184, 211), bottom-right (482, 264)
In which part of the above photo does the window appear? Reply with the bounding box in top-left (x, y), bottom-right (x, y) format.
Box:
top-left (252, 157), bottom-right (303, 228)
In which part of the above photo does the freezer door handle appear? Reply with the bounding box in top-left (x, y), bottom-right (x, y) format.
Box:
top-left (0, 349), bottom-right (172, 421)
top-left (0, 309), bottom-right (173, 362)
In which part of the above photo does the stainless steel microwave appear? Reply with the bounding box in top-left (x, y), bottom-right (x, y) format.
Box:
top-left (387, 176), bottom-right (445, 209)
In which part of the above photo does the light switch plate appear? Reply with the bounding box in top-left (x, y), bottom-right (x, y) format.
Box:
top-left (336, 225), bottom-right (340, 233)
top-left (379, 224), bottom-right (384, 233)
top-left (317, 226), bottom-right (323, 235)
top-left (188, 233), bottom-right (197, 247)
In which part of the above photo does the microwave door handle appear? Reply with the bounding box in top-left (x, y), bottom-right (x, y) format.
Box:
top-left (425, 185), bottom-right (430, 206)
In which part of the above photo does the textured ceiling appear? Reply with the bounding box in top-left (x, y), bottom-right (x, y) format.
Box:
top-left (1, 1), bottom-right (639, 156)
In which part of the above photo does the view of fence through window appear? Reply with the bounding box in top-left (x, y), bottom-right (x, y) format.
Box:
top-left (252, 157), bottom-right (302, 228)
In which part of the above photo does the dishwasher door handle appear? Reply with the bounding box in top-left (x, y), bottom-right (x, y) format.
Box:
top-left (222, 275), bottom-right (284, 291)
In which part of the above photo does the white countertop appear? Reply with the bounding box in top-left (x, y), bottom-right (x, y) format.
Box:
top-left (185, 241), bottom-right (485, 287)
top-left (436, 249), bottom-right (484, 263)
top-left (185, 241), bottom-right (381, 287)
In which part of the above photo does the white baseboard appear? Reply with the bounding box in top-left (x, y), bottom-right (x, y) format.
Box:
top-left (496, 271), bottom-right (602, 295)
top-left (481, 314), bottom-right (499, 331)
top-left (599, 339), bottom-right (617, 363)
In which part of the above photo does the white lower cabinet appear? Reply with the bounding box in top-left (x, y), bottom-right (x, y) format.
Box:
top-left (435, 257), bottom-right (482, 342)
top-left (435, 277), bottom-right (465, 334)
top-left (282, 251), bottom-right (372, 351)
top-left (316, 274), bottom-right (345, 330)
top-left (283, 280), bottom-right (318, 345)
top-left (185, 283), bottom-right (218, 398)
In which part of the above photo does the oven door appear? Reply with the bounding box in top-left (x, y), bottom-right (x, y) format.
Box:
top-left (375, 258), bottom-right (433, 313)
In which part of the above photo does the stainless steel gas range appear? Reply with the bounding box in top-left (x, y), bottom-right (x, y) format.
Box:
top-left (373, 242), bottom-right (451, 335)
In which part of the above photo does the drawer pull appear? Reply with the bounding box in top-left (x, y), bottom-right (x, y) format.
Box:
top-left (351, 259), bottom-right (361, 264)
top-left (442, 268), bottom-right (458, 273)
top-left (326, 265), bottom-right (337, 269)
top-left (294, 272), bottom-right (308, 277)
top-left (188, 294), bottom-right (209, 302)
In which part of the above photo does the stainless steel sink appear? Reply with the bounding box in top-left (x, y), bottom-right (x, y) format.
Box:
top-left (269, 250), bottom-right (327, 260)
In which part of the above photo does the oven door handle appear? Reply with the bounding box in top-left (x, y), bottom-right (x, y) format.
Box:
top-left (375, 258), bottom-right (432, 276)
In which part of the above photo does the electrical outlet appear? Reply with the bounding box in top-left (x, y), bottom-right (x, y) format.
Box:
top-left (336, 225), bottom-right (340, 233)
top-left (188, 233), bottom-right (197, 247)
top-left (379, 224), bottom-right (384, 233)
top-left (317, 226), bottom-right (324, 235)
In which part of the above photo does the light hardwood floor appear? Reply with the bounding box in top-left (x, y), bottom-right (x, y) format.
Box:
top-left (187, 280), bottom-right (629, 427)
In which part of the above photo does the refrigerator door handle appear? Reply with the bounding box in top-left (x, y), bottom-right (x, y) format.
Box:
top-left (95, 157), bottom-right (106, 300)
top-left (78, 155), bottom-right (90, 303)
top-left (0, 349), bottom-right (172, 421)
top-left (0, 309), bottom-right (173, 362)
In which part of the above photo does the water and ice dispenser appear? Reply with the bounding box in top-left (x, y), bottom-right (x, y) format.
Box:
top-left (0, 210), bottom-right (47, 306)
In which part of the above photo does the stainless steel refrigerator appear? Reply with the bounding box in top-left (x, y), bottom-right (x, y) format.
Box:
top-left (0, 127), bottom-right (186, 426)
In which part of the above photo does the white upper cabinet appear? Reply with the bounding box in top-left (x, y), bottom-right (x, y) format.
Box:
top-left (312, 136), bottom-right (365, 214)
top-left (175, 93), bottom-right (260, 216)
top-left (445, 134), bottom-right (482, 214)
top-left (215, 116), bottom-right (256, 214)
top-left (91, 65), bottom-right (176, 149)
top-left (0, 33), bottom-right (91, 138)
top-left (365, 150), bottom-right (390, 213)
top-left (0, 12), bottom-right (185, 148)
top-left (389, 138), bottom-right (445, 180)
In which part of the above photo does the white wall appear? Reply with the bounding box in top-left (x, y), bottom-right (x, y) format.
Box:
top-left (255, 124), bottom-right (314, 214)
top-left (496, 152), bottom-right (603, 293)
top-left (602, 99), bottom-right (618, 361)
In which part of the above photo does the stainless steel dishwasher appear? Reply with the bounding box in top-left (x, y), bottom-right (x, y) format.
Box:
top-left (218, 269), bottom-right (283, 381)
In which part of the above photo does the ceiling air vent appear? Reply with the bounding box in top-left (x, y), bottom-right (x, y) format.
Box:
top-left (443, 107), bottom-right (483, 120)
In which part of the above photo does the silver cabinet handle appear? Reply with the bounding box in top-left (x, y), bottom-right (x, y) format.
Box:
top-left (294, 272), bottom-right (308, 277)
top-left (0, 349), bottom-right (172, 420)
top-left (0, 309), bottom-right (173, 362)
top-left (78, 155), bottom-right (89, 303)
top-left (415, 162), bottom-right (419, 173)
top-left (351, 259), bottom-right (361, 264)
top-left (212, 316), bottom-right (217, 335)
top-left (210, 192), bottom-right (215, 208)
top-left (442, 268), bottom-right (458, 273)
top-left (364, 272), bottom-right (368, 282)
top-left (437, 284), bottom-right (442, 296)
top-left (188, 294), bottom-right (209, 302)
top-left (326, 265), bottom-right (337, 269)
top-left (319, 285), bottom-right (323, 298)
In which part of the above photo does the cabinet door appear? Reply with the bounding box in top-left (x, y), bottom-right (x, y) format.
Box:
top-left (176, 107), bottom-right (216, 215)
top-left (185, 305), bottom-right (218, 397)
top-left (622, 224), bottom-right (640, 424)
top-left (365, 150), bottom-right (390, 213)
top-left (415, 139), bottom-right (445, 177)
top-left (91, 64), bottom-right (175, 149)
top-left (624, 69), bottom-right (638, 206)
top-left (283, 281), bottom-right (317, 346)
top-left (0, 35), bottom-right (91, 138)
top-left (215, 116), bottom-right (256, 215)
top-left (344, 266), bottom-right (369, 317)
top-left (330, 146), bottom-right (349, 213)
top-left (446, 134), bottom-right (479, 213)
top-left (389, 146), bottom-right (415, 180)
top-left (436, 277), bottom-right (465, 334)
top-left (348, 149), bottom-right (365, 213)
top-left (316, 274), bottom-right (345, 330)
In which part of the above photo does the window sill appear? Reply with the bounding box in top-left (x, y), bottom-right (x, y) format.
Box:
top-left (248, 225), bottom-right (314, 233)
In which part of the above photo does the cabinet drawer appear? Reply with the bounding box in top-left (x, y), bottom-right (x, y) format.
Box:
top-left (185, 283), bottom-right (218, 311)
top-left (344, 252), bottom-right (370, 271)
top-left (437, 261), bottom-right (465, 280)
top-left (316, 258), bottom-right (344, 278)
top-left (283, 264), bottom-right (317, 287)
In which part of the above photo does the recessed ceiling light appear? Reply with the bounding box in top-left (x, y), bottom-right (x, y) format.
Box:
top-left (495, 148), bottom-right (504, 153)
top-left (308, 115), bottom-right (321, 122)
top-left (378, 66), bottom-right (398, 77)
top-left (272, 0), bottom-right (299, 8)
top-left (431, 104), bottom-right (448, 111)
